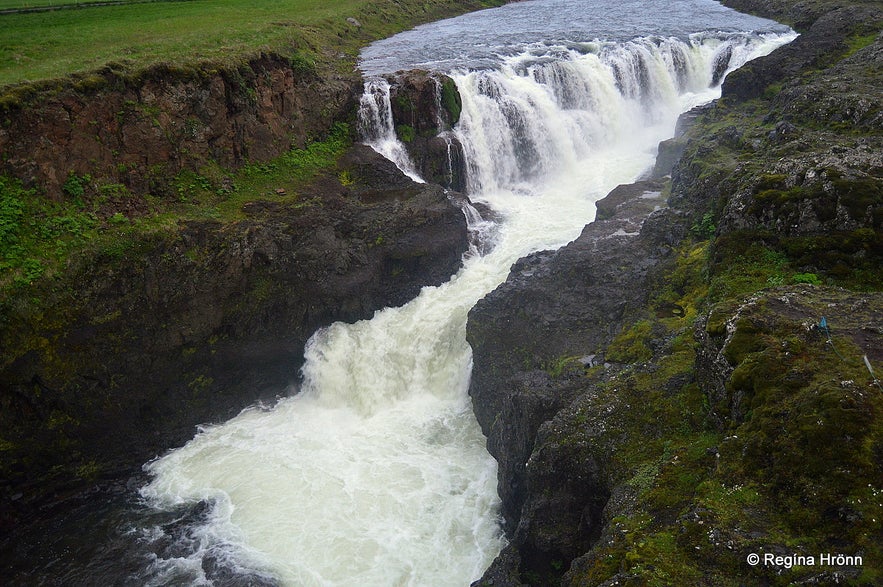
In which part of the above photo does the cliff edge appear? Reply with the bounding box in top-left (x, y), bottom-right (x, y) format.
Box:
top-left (468, 1), bottom-right (883, 585)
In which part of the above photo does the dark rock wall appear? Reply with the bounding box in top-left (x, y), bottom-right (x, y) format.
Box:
top-left (467, 1), bottom-right (883, 585)
top-left (0, 144), bottom-right (468, 527)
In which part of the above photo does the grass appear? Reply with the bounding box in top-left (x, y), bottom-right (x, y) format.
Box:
top-left (0, 0), bottom-right (505, 87)
top-left (0, 121), bottom-right (352, 291)
top-left (0, 0), bottom-right (341, 85)
top-left (0, 0), bottom-right (163, 9)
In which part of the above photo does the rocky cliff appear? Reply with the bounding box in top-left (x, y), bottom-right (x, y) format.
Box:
top-left (468, 1), bottom-right (883, 585)
top-left (0, 54), bottom-right (355, 199)
top-left (0, 144), bottom-right (468, 528)
top-left (0, 0), bottom-right (507, 552)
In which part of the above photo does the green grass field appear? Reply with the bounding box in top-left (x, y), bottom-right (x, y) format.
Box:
top-left (0, 0), bottom-right (147, 9)
top-left (0, 0), bottom-right (503, 87)
top-left (0, 0), bottom-right (355, 86)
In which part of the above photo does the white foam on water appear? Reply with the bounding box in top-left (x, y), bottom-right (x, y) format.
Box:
top-left (139, 18), bottom-right (795, 587)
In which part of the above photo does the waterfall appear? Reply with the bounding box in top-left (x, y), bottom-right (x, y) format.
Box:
top-left (137, 21), bottom-right (796, 587)
top-left (452, 33), bottom-right (788, 195)
top-left (357, 78), bottom-right (425, 182)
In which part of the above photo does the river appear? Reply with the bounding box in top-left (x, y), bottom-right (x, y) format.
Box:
top-left (19, 1), bottom-right (796, 585)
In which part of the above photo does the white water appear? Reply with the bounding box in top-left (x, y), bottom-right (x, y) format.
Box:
top-left (139, 4), bottom-right (795, 585)
top-left (357, 78), bottom-right (426, 183)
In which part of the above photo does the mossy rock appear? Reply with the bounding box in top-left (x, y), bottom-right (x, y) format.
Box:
top-left (440, 77), bottom-right (462, 125)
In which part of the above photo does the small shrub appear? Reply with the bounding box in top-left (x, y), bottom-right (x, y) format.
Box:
top-left (0, 178), bottom-right (25, 248)
top-left (396, 124), bottom-right (416, 143)
top-left (62, 173), bottom-right (91, 199)
top-left (690, 212), bottom-right (716, 239)
top-left (338, 170), bottom-right (355, 186)
top-left (108, 212), bottom-right (129, 225)
top-left (792, 272), bottom-right (821, 285)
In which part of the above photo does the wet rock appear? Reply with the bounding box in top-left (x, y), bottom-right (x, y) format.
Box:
top-left (0, 145), bottom-right (469, 523)
top-left (468, 178), bottom-right (686, 583)
top-left (383, 70), bottom-right (468, 190)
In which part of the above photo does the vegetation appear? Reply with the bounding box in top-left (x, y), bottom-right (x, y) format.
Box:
top-left (0, 121), bottom-right (351, 291)
top-left (0, 0), bottom-right (506, 87)
top-left (561, 251), bottom-right (883, 585)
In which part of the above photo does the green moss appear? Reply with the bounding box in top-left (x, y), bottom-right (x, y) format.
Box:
top-left (76, 460), bottom-right (102, 481)
top-left (394, 94), bottom-right (414, 115)
top-left (541, 354), bottom-right (581, 378)
top-left (831, 176), bottom-right (883, 222)
top-left (754, 173), bottom-right (788, 191)
top-left (791, 272), bottom-right (821, 285)
top-left (396, 123), bottom-right (416, 143)
top-left (72, 73), bottom-right (108, 94)
top-left (440, 77), bottom-right (462, 125)
top-left (843, 32), bottom-right (878, 58)
top-left (606, 319), bottom-right (654, 364)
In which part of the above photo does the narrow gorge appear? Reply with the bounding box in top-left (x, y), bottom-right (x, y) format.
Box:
top-left (1, 0), bottom-right (881, 585)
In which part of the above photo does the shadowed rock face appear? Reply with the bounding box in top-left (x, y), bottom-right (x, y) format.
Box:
top-left (467, 179), bottom-right (684, 583)
top-left (467, 1), bottom-right (883, 585)
top-left (0, 144), bottom-right (469, 528)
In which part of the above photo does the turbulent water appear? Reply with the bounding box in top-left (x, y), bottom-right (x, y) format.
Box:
top-left (133, 1), bottom-right (795, 585)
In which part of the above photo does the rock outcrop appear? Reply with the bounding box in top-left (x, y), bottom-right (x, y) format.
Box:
top-left (467, 179), bottom-right (674, 526)
top-left (0, 54), bottom-right (357, 199)
top-left (0, 145), bottom-right (469, 529)
top-left (469, 179), bottom-right (682, 583)
top-left (385, 70), bottom-right (469, 190)
top-left (468, 1), bottom-right (883, 584)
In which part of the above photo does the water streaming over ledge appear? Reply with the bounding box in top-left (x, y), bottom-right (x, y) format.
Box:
top-left (136, 2), bottom-right (795, 584)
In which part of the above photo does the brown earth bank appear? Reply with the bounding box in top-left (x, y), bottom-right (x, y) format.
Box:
top-left (0, 0), bottom-right (504, 198)
top-left (468, 0), bottom-right (883, 585)
top-left (0, 0), bottom-right (506, 560)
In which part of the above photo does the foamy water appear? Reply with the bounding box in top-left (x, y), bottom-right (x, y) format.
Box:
top-left (137, 2), bottom-right (795, 584)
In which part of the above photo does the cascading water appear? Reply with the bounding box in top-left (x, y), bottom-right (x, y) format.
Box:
top-left (357, 79), bottom-right (425, 182)
top-left (136, 2), bottom-right (796, 585)
top-left (450, 33), bottom-right (782, 195)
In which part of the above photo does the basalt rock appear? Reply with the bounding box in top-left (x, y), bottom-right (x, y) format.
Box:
top-left (721, 5), bottom-right (881, 103)
top-left (385, 70), bottom-right (468, 190)
top-left (469, 1), bottom-right (883, 584)
top-left (387, 70), bottom-right (461, 136)
top-left (0, 144), bottom-right (469, 528)
top-left (468, 180), bottom-right (684, 583)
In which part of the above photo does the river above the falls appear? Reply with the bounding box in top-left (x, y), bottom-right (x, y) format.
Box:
top-left (12, 1), bottom-right (795, 585)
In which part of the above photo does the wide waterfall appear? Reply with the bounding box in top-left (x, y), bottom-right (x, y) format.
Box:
top-left (452, 33), bottom-right (774, 194)
top-left (136, 1), bottom-right (795, 585)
